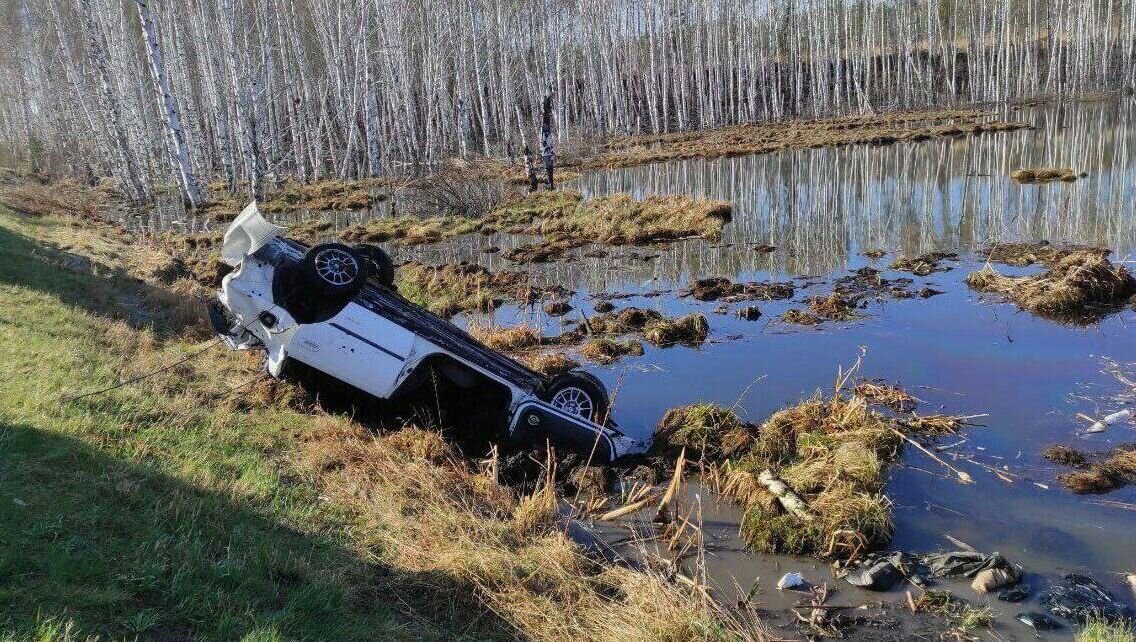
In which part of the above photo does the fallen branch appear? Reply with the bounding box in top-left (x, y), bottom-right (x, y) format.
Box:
top-left (598, 496), bottom-right (655, 521)
top-left (758, 469), bottom-right (817, 521)
top-left (655, 448), bottom-right (686, 522)
top-left (889, 426), bottom-right (975, 484)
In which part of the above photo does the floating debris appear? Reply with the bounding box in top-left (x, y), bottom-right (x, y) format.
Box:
top-left (1087, 408), bottom-right (1134, 433)
top-left (777, 572), bottom-right (807, 590)
top-left (998, 584), bottom-right (1031, 603)
top-left (1041, 573), bottom-right (1135, 623)
top-left (1017, 611), bottom-right (1063, 631)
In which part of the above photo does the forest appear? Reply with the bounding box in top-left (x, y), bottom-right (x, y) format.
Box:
top-left (1, 0), bottom-right (1135, 205)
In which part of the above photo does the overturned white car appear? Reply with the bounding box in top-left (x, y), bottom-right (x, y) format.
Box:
top-left (210, 202), bottom-right (646, 461)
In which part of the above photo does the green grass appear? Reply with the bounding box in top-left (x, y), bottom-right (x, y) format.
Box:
top-left (0, 208), bottom-right (491, 641)
top-left (1078, 617), bottom-right (1136, 642)
top-left (0, 206), bottom-right (755, 642)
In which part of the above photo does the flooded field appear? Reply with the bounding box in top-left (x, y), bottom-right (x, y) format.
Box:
top-left (427, 99), bottom-right (1135, 639)
top-left (135, 99), bottom-right (1135, 638)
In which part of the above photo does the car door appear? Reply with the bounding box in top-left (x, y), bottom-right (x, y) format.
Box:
top-left (288, 302), bottom-right (416, 398)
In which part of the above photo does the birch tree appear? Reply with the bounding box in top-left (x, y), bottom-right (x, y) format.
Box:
top-left (3, 0), bottom-right (1136, 198)
top-left (135, 0), bottom-right (203, 207)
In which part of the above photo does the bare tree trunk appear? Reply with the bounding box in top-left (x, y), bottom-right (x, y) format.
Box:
top-left (541, 91), bottom-right (554, 190)
top-left (77, 0), bottom-right (147, 204)
top-left (515, 105), bottom-right (537, 192)
top-left (135, 0), bottom-right (203, 208)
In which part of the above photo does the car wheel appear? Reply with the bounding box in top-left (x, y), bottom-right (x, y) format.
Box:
top-left (541, 371), bottom-right (610, 424)
top-left (355, 243), bottom-right (395, 288)
top-left (300, 243), bottom-right (369, 299)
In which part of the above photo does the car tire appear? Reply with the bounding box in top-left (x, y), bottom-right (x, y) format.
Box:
top-left (355, 243), bottom-right (395, 288)
top-left (299, 243), bottom-right (369, 299)
top-left (541, 371), bottom-right (610, 424)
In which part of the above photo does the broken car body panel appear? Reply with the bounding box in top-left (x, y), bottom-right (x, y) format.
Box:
top-left (214, 202), bottom-right (646, 460)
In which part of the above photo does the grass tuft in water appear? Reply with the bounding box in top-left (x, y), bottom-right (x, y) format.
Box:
top-left (1077, 616), bottom-right (1136, 642)
top-left (967, 250), bottom-right (1136, 323)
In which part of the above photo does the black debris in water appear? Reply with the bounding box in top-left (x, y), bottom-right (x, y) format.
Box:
top-left (923, 551), bottom-right (1014, 579)
top-left (1041, 573), bottom-right (1135, 623)
top-left (1017, 611), bottom-right (1063, 631)
top-left (844, 559), bottom-right (903, 591)
top-left (998, 584), bottom-right (1031, 603)
top-left (737, 306), bottom-right (762, 321)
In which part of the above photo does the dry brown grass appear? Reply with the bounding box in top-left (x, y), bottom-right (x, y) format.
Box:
top-left (1055, 447), bottom-right (1136, 494)
top-left (503, 237), bottom-right (585, 263)
top-left (642, 314), bottom-right (710, 347)
top-left (853, 381), bottom-right (918, 412)
top-left (7, 206), bottom-right (756, 642)
top-left (1043, 444), bottom-right (1092, 469)
top-left (324, 189), bottom-right (731, 254)
top-left (518, 352), bottom-right (580, 377)
top-left (899, 414), bottom-right (965, 435)
top-left (579, 108), bottom-right (1029, 170)
top-left (889, 251), bottom-right (957, 276)
top-left (704, 387), bottom-right (962, 559)
top-left (1011, 167), bottom-right (1083, 183)
top-left (982, 241), bottom-right (1101, 267)
top-left (203, 178), bottom-right (387, 222)
top-left (534, 193), bottom-right (732, 245)
top-left (0, 179), bottom-right (109, 219)
top-left (725, 394), bottom-right (899, 557)
top-left (587, 307), bottom-right (664, 335)
top-left (654, 404), bottom-right (753, 460)
top-left (579, 338), bottom-right (645, 364)
top-left (780, 309), bottom-right (823, 326)
top-left (966, 250), bottom-right (1136, 322)
top-left (467, 322), bottom-right (542, 352)
top-left (396, 262), bottom-right (527, 318)
top-left (339, 214), bottom-right (482, 245)
top-left (298, 424), bottom-right (744, 641)
top-left (807, 293), bottom-right (861, 321)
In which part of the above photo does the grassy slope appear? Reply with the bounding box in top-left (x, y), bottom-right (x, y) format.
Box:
top-left (0, 207), bottom-right (740, 642)
top-left (0, 209), bottom-right (483, 641)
